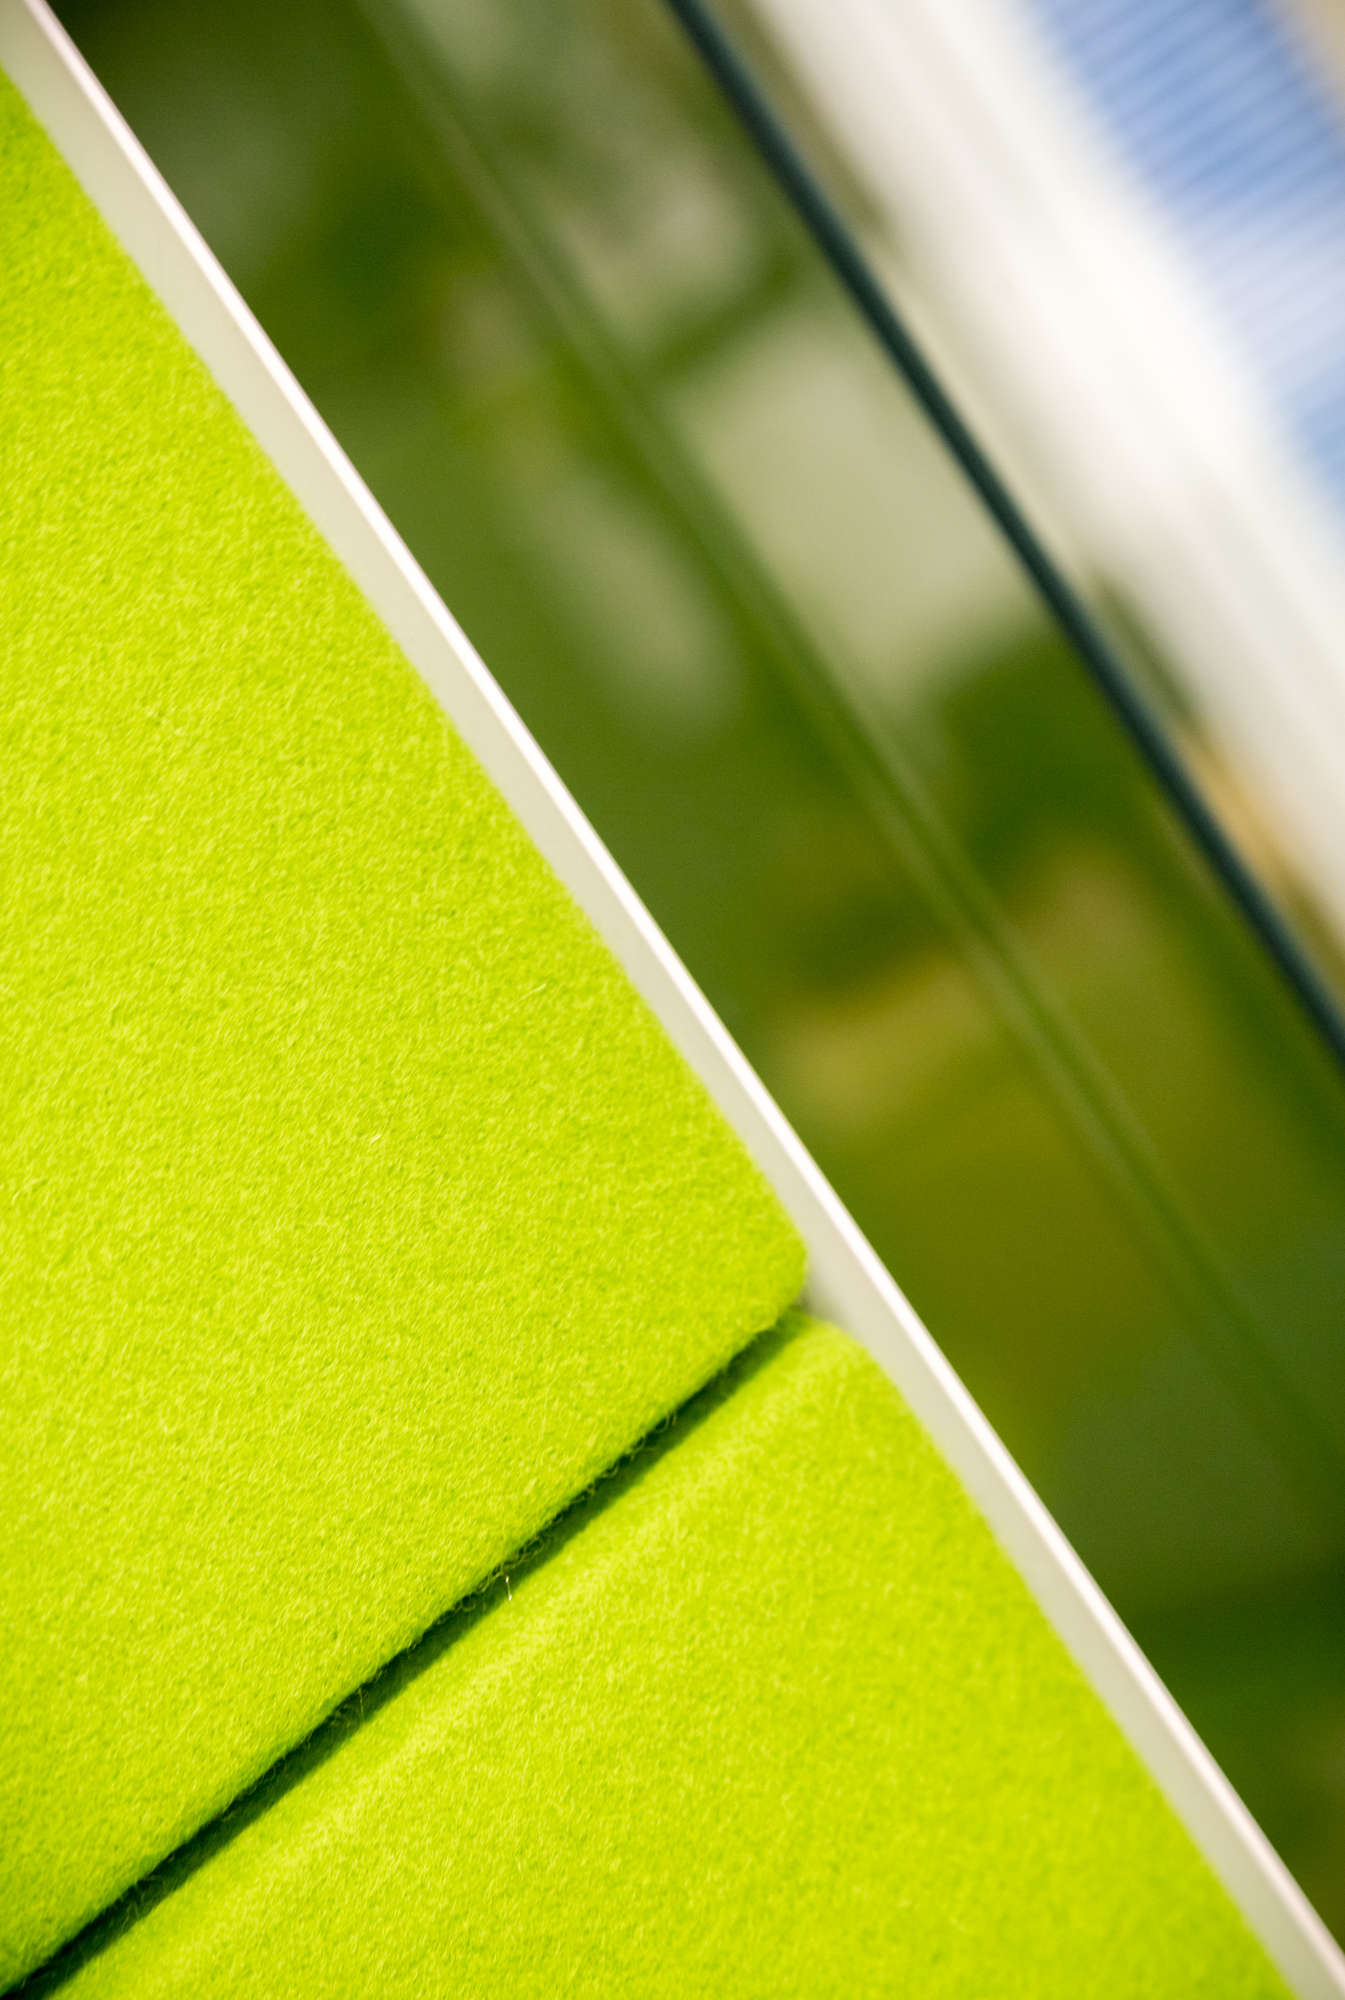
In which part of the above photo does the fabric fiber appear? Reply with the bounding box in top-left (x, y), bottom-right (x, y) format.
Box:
top-left (0, 69), bottom-right (802, 1985)
top-left (46, 1320), bottom-right (1288, 1999)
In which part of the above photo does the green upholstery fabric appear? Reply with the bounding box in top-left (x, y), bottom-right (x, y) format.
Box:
top-left (0, 69), bottom-right (802, 1984)
top-left (53, 1321), bottom-right (1287, 1999)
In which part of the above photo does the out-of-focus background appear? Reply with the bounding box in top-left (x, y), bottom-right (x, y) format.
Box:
top-left (55, 0), bottom-right (1345, 1939)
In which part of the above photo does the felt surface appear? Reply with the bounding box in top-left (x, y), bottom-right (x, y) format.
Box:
top-left (43, 1318), bottom-right (1287, 2000)
top-left (0, 71), bottom-right (803, 1986)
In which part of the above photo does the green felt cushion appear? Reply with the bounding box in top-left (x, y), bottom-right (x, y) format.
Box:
top-left (0, 70), bottom-right (802, 1985)
top-left (47, 1318), bottom-right (1286, 1999)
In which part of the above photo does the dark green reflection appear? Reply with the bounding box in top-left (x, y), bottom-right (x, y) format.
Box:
top-left (60, 0), bottom-right (1345, 1931)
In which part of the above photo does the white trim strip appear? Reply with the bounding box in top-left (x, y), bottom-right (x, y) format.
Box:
top-left (2, 1), bottom-right (1340, 1991)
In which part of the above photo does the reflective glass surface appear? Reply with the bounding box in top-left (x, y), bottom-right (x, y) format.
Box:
top-left (59, 0), bottom-right (1345, 1933)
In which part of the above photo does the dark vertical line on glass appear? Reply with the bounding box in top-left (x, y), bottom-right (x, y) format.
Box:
top-left (661, 0), bottom-right (1345, 1082)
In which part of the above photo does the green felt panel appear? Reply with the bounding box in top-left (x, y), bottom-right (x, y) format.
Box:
top-left (47, 1319), bottom-right (1286, 1999)
top-left (0, 71), bottom-right (803, 1987)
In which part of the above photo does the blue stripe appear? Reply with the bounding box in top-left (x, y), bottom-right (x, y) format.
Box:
top-left (1023, 0), bottom-right (1345, 512)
